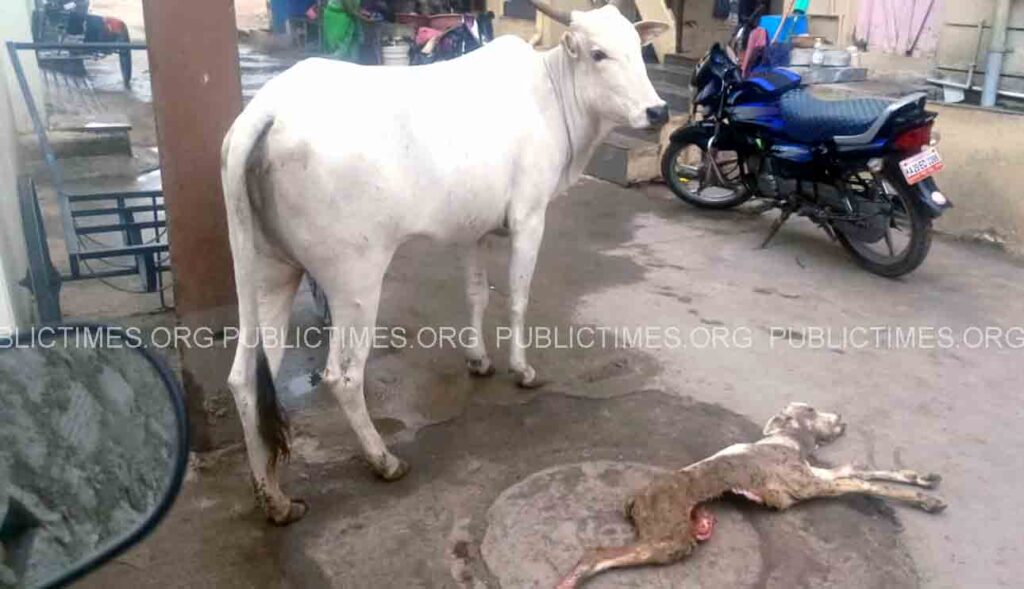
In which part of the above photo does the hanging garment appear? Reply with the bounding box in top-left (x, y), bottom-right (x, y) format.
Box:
top-left (855, 0), bottom-right (942, 56)
top-left (324, 0), bottom-right (361, 61)
top-left (713, 0), bottom-right (731, 20)
top-left (742, 26), bottom-right (769, 77)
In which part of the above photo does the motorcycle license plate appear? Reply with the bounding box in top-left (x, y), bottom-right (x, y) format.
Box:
top-left (899, 148), bottom-right (944, 185)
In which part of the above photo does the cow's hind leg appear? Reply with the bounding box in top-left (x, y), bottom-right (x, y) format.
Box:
top-left (318, 252), bottom-right (408, 481)
top-left (463, 238), bottom-right (494, 377)
top-left (228, 255), bottom-right (306, 524)
top-left (556, 540), bottom-right (691, 589)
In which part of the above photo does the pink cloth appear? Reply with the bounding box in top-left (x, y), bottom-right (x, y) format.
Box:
top-left (415, 26), bottom-right (442, 47)
top-left (742, 27), bottom-right (769, 77)
top-left (855, 0), bottom-right (943, 57)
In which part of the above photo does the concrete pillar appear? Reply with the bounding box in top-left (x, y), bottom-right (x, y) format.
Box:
top-left (141, 0), bottom-right (243, 450)
top-left (982, 0), bottom-right (1013, 107)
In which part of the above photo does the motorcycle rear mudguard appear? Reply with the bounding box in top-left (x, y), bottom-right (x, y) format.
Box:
top-left (902, 176), bottom-right (952, 219)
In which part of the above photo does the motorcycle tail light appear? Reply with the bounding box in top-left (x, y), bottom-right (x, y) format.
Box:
top-left (894, 123), bottom-right (933, 152)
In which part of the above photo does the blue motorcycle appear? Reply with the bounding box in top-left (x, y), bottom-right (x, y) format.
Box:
top-left (661, 43), bottom-right (951, 277)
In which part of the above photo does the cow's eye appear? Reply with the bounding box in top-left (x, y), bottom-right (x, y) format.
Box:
top-left (591, 49), bottom-right (609, 62)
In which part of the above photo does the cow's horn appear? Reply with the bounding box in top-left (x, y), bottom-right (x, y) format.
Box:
top-left (528, 0), bottom-right (572, 26)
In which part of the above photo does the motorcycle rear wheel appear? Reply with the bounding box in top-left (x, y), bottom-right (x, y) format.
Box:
top-left (661, 129), bottom-right (751, 210)
top-left (835, 173), bottom-right (932, 278)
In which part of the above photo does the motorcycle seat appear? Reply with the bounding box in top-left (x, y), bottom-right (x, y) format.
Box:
top-left (780, 89), bottom-right (893, 144)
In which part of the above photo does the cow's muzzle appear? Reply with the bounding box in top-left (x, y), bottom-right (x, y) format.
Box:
top-left (646, 104), bottom-right (670, 126)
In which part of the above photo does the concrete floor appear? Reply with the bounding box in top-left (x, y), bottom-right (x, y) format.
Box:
top-left (71, 178), bottom-right (1024, 588)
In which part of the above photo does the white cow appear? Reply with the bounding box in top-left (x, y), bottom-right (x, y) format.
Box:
top-left (221, 0), bottom-right (668, 524)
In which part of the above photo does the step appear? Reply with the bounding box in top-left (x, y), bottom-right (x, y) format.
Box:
top-left (49, 114), bottom-right (132, 134)
top-left (664, 53), bottom-right (698, 68)
top-left (653, 82), bottom-right (691, 113)
top-left (787, 66), bottom-right (869, 85)
top-left (614, 125), bottom-right (661, 143)
top-left (585, 130), bottom-right (660, 186)
top-left (646, 63), bottom-right (692, 87)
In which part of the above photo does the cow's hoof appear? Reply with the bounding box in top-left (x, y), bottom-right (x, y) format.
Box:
top-left (269, 499), bottom-right (308, 526)
top-left (514, 366), bottom-right (546, 389)
top-left (467, 357), bottom-right (496, 377)
top-left (374, 455), bottom-right (410, 482)
top-left (919, 495), bottom-right (947, 514)
top-left (917, 473), bottom-right (942, 488)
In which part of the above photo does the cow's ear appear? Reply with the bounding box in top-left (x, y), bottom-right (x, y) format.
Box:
top-left (635, 21), bottom-right (670, 46)
top-left (561, 31), bottom-right (580, 59)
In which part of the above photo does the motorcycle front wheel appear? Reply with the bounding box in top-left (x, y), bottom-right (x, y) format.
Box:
top-left (834, 173), bottom-right (932, 278)
top-left (660, 128), bottom-right (751, 210)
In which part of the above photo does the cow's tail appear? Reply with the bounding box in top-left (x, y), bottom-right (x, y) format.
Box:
top-left (221, 99), bottom-right (290, 465)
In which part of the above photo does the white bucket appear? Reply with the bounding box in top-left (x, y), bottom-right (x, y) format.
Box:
top-left (382, 43), bottom-right (411, 66)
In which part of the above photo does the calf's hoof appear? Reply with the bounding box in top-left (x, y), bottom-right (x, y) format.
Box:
top-left (916, 472), bottom-right (942, 488)
top-left (919, 495), bottom-right (947, 514)
top-left (372, 454), bottom-right (410, 482)
top-left (513, 365), bottom-right (545, 389)
top-left (467, 357), bottom-right (496, 377)
top-left (268, 499), bottom-right (309, 526)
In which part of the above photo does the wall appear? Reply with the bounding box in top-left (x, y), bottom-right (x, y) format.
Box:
top-left (0, 60), bottom-right (32, 330)
top-left (539, 0), bottom-right (612, 47)
top-left (1, 0), bottom-right (45, 133)
top-left (929, 103), bottom-right (1024, 254)
top-left (935, 1), bottom-right (1024, 94)
top-left (677, 0), bottom-right (739, 58)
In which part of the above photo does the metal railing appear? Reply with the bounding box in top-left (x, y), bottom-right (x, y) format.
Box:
top-left (7, 41), bottom-right (168, 321)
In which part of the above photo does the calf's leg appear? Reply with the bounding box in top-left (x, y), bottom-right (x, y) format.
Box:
top-left (318, 251), bottom-right (408, 481)
top-left (813, 477), bottom-right (947, 513)
top-left (463, 238), bottom-right (494, 377)
top-left (556, 540), bottom-right (690, 589)
top-left (833, 465), bottom-right (941, 489)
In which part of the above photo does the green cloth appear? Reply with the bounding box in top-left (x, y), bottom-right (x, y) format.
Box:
top-left (324, 0), bottom-right (360, 60)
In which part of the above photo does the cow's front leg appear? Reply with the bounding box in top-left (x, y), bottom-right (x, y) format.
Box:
top-left (463, 239), bottom-right (494, 377)
top-left (507, 211), bottom-right (545, 388)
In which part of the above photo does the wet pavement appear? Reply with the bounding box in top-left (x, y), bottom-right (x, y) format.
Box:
top-left (73, 178), bottom-right (1024, 588)
top-left (32, 7), bottom-right (1024, 586)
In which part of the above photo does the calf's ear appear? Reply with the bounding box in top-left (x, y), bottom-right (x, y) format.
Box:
top-left (635, 21), bottom-right (670, 46)
top-left (763, 414), bottom-right (794, 436)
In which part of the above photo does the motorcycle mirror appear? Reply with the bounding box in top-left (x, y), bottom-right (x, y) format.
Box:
top-left (0, 324), bottom-right (188, 588)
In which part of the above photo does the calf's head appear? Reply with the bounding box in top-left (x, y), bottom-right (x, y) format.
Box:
top-left (763, 402), bottom-right (846, 450)
top-left (530, 0), bottom-right (670, 129)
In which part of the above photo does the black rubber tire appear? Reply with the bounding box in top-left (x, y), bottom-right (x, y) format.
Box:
top-left (660, 130), bottom-right (751, 210)
top-left (835, 176), bottom-right (933, 278)
top-left (119, 30), bottom-right (132, 89)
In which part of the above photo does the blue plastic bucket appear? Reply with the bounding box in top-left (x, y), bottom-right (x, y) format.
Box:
top-left (271, 0), bottom-right (316, 33)
top-left (759, 14), bottom-right (809, 43)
